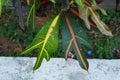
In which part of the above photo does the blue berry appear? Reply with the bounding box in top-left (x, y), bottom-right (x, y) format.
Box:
top-left (87, 50), bottom-right (92, 56)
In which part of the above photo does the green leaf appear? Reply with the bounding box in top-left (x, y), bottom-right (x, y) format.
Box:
top-left (61, 13), bottom-right (91, 51)
top-left (26, 0), bottom-right (40, 30)
top-left (0, 0), bottom-right (10, 15)
top-left (75, 0), bottom-right (84, 7)
top-left (73, 44), bottom-right (89, 71)
top-left (21, 14), bottom-right (60, 70)
top-left (26, 0), bottom-right (35, 27)
top-left (61, 14), bottom-right (72, 53)
top-left (50, 0), bottom-right (56, 3)
top-left (61, 13), bottom-right (91, 71)
top-left (0, 0), bottom-right (2, 15)
top-left (88, 7), bottom-right (113, 36)
top-left (92, 0), bottom-right (97, 5)
top-left (2, 0), bottom-right (9, 5)
top-left (65, 14), bottom-right (89, 71)
top-left (32, 2), bottom-right (35, 30)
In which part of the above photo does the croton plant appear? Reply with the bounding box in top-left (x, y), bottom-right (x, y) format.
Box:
top-left (0, 0), bottom-right (115, 71)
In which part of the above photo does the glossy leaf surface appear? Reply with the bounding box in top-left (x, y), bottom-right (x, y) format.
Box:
top-left (21, 14), bottom-right (60, 70)
top-left (61, 13), bottom-right (91, 71)
top-left (65, 15), bottom-right (89, 71)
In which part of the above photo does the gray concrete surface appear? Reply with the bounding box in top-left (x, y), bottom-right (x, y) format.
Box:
top-left (0, 57), bottom-right (120, 80)
top-left (99, 0), bottom-right (120, 9)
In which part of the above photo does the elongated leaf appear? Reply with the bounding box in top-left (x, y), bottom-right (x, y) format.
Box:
top-left (88, 7), bottom-right (113, 36)
top-left (69, 8), bottom-right (97, 28)
top-left (70, 13), bottom-right (92, 48)
top-left (92, 5), bottom-right (107, 16)
top-left (34, 14), bottom-right (60, 70)
top-left (78, 6), bottom-right (91, 29)
top-left (75, 0), bottom-right (84, 7)
top-left (26, 0), bottom-right (40, 30)
top-left (22, 14), bottom-right (60, 70)
top-left (61, 14), bottom-right (72, 53)
top-left (73, 43), bottom-right (89, 71)
top-left (96, 6), bottom-right (107, 16)
top-left (0, 0), bottom-right (2, 15)
top-left (15, 0), bottom-right (25, 30)
top-left (32, 1), bottom-right (35, 30)
top-left (61, 13), bottom-right (90, 71)
top-left (26, 0), bottom-right (35, 28)
top-left (65, 15), bottom-right (89, 71)
top-left (92, 0), bottom-right (97, 5)
top-left (50, 0), bottom-right (56, 3)
top-left (61, 13), bottom-right (92, 53)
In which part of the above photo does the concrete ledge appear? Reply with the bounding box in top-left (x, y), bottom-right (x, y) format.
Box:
top-left (0, 57), bottom-right (120, 80)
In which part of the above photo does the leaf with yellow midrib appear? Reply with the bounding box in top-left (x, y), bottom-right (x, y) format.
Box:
top-left (21, 14), bottom-right (60, 71)
top-left (88, 7), bottom-right (113, 36)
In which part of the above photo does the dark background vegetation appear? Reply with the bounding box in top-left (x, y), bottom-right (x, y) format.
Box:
top-left (0, 2), bottom-right (120, 59)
